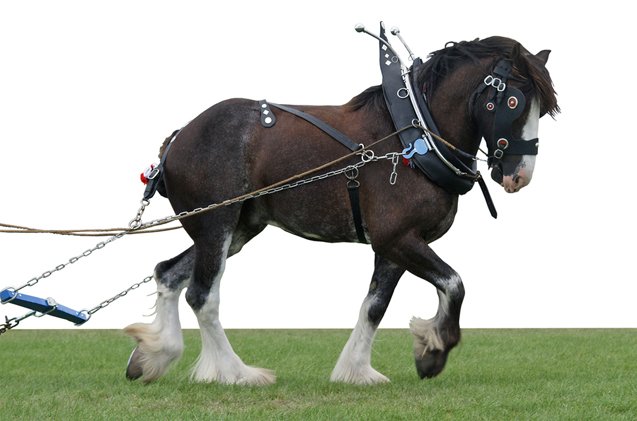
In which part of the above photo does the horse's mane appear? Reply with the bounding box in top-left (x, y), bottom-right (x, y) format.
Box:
top-left (347, 36), bottom-right (559, 117)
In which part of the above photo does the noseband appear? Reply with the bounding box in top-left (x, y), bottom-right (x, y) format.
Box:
top-left (471, 59), bottom-right (539, 168)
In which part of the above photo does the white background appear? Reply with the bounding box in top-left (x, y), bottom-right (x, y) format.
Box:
top-left (1, 1), bottom-right (635, 330)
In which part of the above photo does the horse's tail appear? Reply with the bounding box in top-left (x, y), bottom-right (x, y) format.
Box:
top-left (155, 129), bottom-right (180, 198)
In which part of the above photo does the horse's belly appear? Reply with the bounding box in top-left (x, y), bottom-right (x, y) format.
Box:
top-left (254, 183), bottom-right (360, 243)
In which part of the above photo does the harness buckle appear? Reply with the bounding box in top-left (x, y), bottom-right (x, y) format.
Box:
top-left (146, 167), bottom-right (160, 180)
top-left (493, 149), bottom-right (504, 159)
top-left (484, 75), bottom-right (506, 92)
top-left (140, 164), bottom-right (159, 185)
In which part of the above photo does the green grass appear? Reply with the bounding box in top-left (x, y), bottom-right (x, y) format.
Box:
top-left (0, 329), bottom-right (635, 420)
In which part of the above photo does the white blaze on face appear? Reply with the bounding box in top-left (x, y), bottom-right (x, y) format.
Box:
top-left (502, 98), bottom-right (540, 193)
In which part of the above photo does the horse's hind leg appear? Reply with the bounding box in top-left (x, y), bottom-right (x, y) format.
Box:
top-left (124, 246), bottom-right (194, 383)
top-left (186, 216), bottom-right (275, 385)
top-left (331, 254), bottom-right (405, 384)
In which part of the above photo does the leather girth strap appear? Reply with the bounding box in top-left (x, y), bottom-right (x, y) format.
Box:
top-left (266, 102), bottom-right (368, 243)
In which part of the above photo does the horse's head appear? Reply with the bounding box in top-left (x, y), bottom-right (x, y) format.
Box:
top-left (470, 41), bottom-right (559, 193)
top-left (420, 37), bottom-right (559, 194)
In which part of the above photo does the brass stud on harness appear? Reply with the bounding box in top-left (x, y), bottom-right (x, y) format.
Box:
top-left (507, 96), bottom-right (518, 109)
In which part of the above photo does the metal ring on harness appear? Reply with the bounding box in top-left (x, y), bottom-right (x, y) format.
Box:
top-left (0, 288), bottom-right (18, 304)
top-left (34, 297), bottom-right (58, 317)
top-left (77, 310), bottom-right (91, 325)
top-left (344, 166), bottom-right (359, 180)
top-left (360, 150), bottom-right (375, 163)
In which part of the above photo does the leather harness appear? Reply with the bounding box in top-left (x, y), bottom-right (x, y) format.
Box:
top-left (146, 27), bottom-right (540, 242)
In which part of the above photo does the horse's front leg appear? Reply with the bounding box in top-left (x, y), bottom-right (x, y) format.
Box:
top-left (331, 254), bottom-right (405, 384)
top-left (379, 232), bottom-right (465, 379)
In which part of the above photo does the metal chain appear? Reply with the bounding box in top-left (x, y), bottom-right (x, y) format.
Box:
top-left (1, 128), bottom-right (412, 335)
top-left (0, 311), bottom-right (36, 336)
top-left (135, 159), bottom-right (370, 232)
top-left (82, 274), bottom-right (154, 318)
top-left (1, 274), bottom-right (154, 335)
top-left (11, 233), bottom-right (125, 293)
top-left (0, 316), bottom-right (18, 336)
top-left (75, 153), bottom-right (402, 320)
top-left (2, 154), bottom-right (377, 305)
top-left (128, 200), bottom-right (150, 229)
top-left (8, 199), bottom-right (150, 294)
top-left (130, 124), bottom-right (416, 233)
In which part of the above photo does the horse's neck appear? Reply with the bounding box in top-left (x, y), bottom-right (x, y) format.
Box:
top-left (428, 92), bottom-right (481, 156)
top-left (424, 61), bottom-right (487, 157)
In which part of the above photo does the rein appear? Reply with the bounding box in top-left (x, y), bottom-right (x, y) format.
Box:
top-left (0, 222), bottom-right (180, 236)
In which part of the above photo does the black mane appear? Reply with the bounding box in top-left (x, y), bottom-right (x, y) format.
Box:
top-left (348, 36), bottom-right (559, 117)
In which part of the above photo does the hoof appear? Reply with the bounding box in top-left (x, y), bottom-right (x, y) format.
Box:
top-left (409, 317), bottom-right (458, 379)
top-left (126, 347), bottom-right (144, 381)
top-left (123, 323), bottom-right (184, 383)
top-left (415, 349), bottom-right (450, 379)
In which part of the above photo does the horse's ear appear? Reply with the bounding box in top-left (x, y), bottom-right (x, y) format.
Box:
top-left (536, 50), bottom-right (551, 65)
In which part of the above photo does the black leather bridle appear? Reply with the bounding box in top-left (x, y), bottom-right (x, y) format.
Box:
top-left (471, 59), bottom-right (539, 169)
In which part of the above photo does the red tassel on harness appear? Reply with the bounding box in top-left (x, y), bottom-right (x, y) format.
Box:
top-left (140, 164), bottom-right (155, 185)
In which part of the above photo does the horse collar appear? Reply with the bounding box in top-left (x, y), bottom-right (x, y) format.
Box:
top-left (377, 24), bottom-right (477, 196)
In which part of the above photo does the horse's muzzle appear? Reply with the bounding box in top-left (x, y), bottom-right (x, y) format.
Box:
top-left (490, 160), bottom-right (533, 193)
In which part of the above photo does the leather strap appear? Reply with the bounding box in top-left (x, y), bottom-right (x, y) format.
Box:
top-left (258, 100), bottom-right (277, 127)
top-left (269, 103), bottom-right (362, 152)
top-left (266, 101), bottom-right (367, 242)
top-left (502, 138), bottom-right (539, 155)
top-left (477, 174), bottom-right (497, 219)
top-left (143, 129), bottom-right (180, 201)
top-left (347, 181), bottom-right (368, 243)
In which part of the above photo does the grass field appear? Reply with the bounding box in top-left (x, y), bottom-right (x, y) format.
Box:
top-left (0, 329), bottom-right (635, 420)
